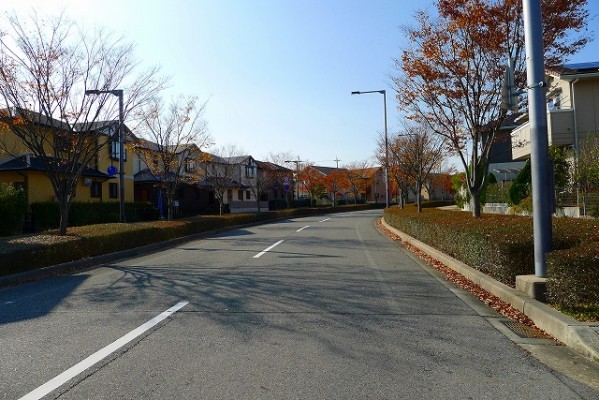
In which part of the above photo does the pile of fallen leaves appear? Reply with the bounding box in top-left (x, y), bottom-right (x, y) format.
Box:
top-left (376, 218), bottom-right (559, 342)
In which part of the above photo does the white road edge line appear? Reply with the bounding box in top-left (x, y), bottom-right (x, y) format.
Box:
top-left (318, 218), bottom-right (331, 223)
top-left (253, 240), bottom-right (284, 259)
top-left (296, 225), bottom-right (310, 232)
top-left (19, 301), bottom-right (189, 400)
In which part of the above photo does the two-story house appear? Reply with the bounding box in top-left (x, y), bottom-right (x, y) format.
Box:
top-left (133, 139), bottom-right (213, 217)
top-left (0, 110), bottom-right (133, 208)
top-left (511, 61), bottom-right (599, 160)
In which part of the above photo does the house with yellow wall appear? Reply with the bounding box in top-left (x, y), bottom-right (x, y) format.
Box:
top-left (0, 111), bottom-right (134, 209)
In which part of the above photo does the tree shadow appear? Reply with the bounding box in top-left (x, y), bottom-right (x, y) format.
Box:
top-left (0, 274), bottom-right (89, 324)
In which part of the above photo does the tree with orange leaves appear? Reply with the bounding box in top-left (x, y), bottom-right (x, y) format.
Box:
top-left (298, 166), bottom-right (326, 206)
top-left (324, 169), bottom-right (349, 206)
top-left (395, 0), bottom-right (589, 217)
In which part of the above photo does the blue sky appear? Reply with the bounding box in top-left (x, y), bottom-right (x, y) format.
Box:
top-left (9, 0), bottom-right (599, 168)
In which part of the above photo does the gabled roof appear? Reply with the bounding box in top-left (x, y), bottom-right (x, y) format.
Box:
top-left (254, 160), bottom-right (291, 172)
top-left (223, 155), bottom-right (253, 164)
top-left (546, 61), bottom-right (599, 80)
top-left (309, 165), bottom-right (347, 176)
top-left (0, 154), bottom-right (114, 179)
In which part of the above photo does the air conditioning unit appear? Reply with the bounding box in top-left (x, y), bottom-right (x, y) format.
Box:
top-left (83, 178), bottom-right (93, 186)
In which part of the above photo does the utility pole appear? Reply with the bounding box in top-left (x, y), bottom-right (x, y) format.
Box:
top-left (523, 0), bottom-right (552, 277)
top-left (333, 156), bottom-right (341, 206)
top-left (285, 157), bottom-right (305, 202)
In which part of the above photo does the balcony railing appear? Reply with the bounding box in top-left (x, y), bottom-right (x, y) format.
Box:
top-left (511, 109), bottom-right (575, 160)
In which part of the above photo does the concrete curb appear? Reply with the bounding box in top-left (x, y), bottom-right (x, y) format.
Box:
top-left (381, 218), bottom-right (599, 362)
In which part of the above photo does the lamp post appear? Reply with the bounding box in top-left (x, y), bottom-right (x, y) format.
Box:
top-left (284, 158), bottom-right (305, 202)
top-left (351, 90), bottom-right (389, 208)
top-left (85, 89), bottom-right (126, 222)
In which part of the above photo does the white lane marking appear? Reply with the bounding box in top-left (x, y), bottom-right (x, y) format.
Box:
top-left (19, 301), bottom-right (189, 400)
top-left (253, 240), bottom-right (284, 259)
top-left (318, 218), bottom-right (331, 223)
top-left (296, 225), bottom-right (310, 232)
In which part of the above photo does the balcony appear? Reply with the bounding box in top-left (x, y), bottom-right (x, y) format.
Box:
top-left (511, 109), bottom-right (575, 160)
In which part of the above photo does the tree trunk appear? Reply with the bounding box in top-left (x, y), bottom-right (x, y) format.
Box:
top-left (57, 195), bottom-right (71, 236)
top-left (470, 190), bottom-right (482, 217)
top-left (416, 183), bottom-right (423, 213)
top-left (167, 197), bottom-right (173, 220)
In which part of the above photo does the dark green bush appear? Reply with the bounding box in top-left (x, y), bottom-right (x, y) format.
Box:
top-left (509, 160), bottom-right (531, 205)
top-left (0, 184), bottom-right (27, 236)
top-left (547, 242), bottom-right (599, 307)
top-left (384, 207), bottom-right (599, 309)
top-left (31, 201), bottom-right (159, 230)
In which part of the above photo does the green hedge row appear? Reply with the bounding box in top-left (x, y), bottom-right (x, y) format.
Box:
top-left (0, 203), bottom-right (375, 277)
top-left (547, 242), bottom-right (599, 307)
top-left (30, 201), bottom-right (159, 230)
top-left (383, 205), bottom-right (599, 308)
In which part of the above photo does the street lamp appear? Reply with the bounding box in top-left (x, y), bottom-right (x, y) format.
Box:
top-left (284, 158), bottom-right (305, 202)
top-left (351, 90), bottom-right (389, 208)
top-left (85, 89), bottom-right (126, 222)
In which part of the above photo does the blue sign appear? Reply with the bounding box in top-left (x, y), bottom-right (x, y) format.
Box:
top-left (284, 184), bottom-right (290, 191)
top-left (107, 165), bottom-right (117, 175)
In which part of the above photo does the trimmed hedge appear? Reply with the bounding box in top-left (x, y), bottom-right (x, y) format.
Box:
top-left (30, 201), bottom-right (159, 230)
top-left (0, 203), bottom-right (375, 277)
top-left (384, 205), bottom-right (599, 308)
top-left (547, 242), bottom-right (599, 307)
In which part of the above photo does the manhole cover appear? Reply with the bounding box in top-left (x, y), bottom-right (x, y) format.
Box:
top-left (501, 320), bottom-right (548, 339)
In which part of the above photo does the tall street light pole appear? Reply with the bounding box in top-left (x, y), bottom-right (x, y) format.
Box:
top-left (85, 89), bottom-right (126, 223)
top-left (351, 90), bottom-right (389, 208)
top-left (284, 158), bottom-right (305, 202)
top-left (523, 0), bottom-right (552, 277)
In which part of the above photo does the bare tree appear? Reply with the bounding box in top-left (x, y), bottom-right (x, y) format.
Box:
top-left (0, 11), bottom-right (166, 234)
top-left (203, 145), bottom-right (245, 215)
top-left (267, 151), bottom-right (296, 207)
top-left (133, 96), bottom-right (211, 220)
top-left (344, 160), bottom-right (372, 204)
top-left (400, 124), bottom-right (445, 212)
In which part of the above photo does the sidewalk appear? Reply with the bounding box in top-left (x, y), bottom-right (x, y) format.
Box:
top-left (381, 219), bottom-right (599, 363)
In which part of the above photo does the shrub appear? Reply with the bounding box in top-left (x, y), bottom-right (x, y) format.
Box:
top-left (384, 207), bottom-right (599, 315)
top-left (0, 183), bottom-right (27, 236)
top-left (31, 201), bottom-right (160, 230)
top-left (509, 160), bottom-right (531, 205)
top-left (547, 242), bottom-right (599, 307)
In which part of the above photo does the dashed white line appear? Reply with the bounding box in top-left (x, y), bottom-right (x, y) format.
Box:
top-left (19, 301), bottom-right (189, 400)
top-left (296, 225), bottom-right (310, 232)
top-left (318, 218), bottom-right (331, 223)
top-left (253, 240), bottom-right (284, 258)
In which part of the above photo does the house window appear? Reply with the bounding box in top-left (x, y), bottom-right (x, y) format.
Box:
top-left (238, 190), bottom-right (243, 200)
top-left (246, 190), bottom-right (251, 200)
top-left (91, 181), bottom-right (102, 198)
top-left (109, 183), bottom-right (118, 199)
top-left (185, 158), bottom-right (194, 172)
top-left (227, 189), bottom-right (233, 201)
top-left (245, 164), bottom-right (255, 178)
top-left (109, 141), bottom-right (127, 161)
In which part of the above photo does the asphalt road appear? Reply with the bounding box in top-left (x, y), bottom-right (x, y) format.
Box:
top-left (1, 210), bottom-right (597, 399)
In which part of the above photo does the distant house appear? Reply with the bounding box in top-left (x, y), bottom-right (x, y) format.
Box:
top-left (254, 160), bottom-right (293, 208)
